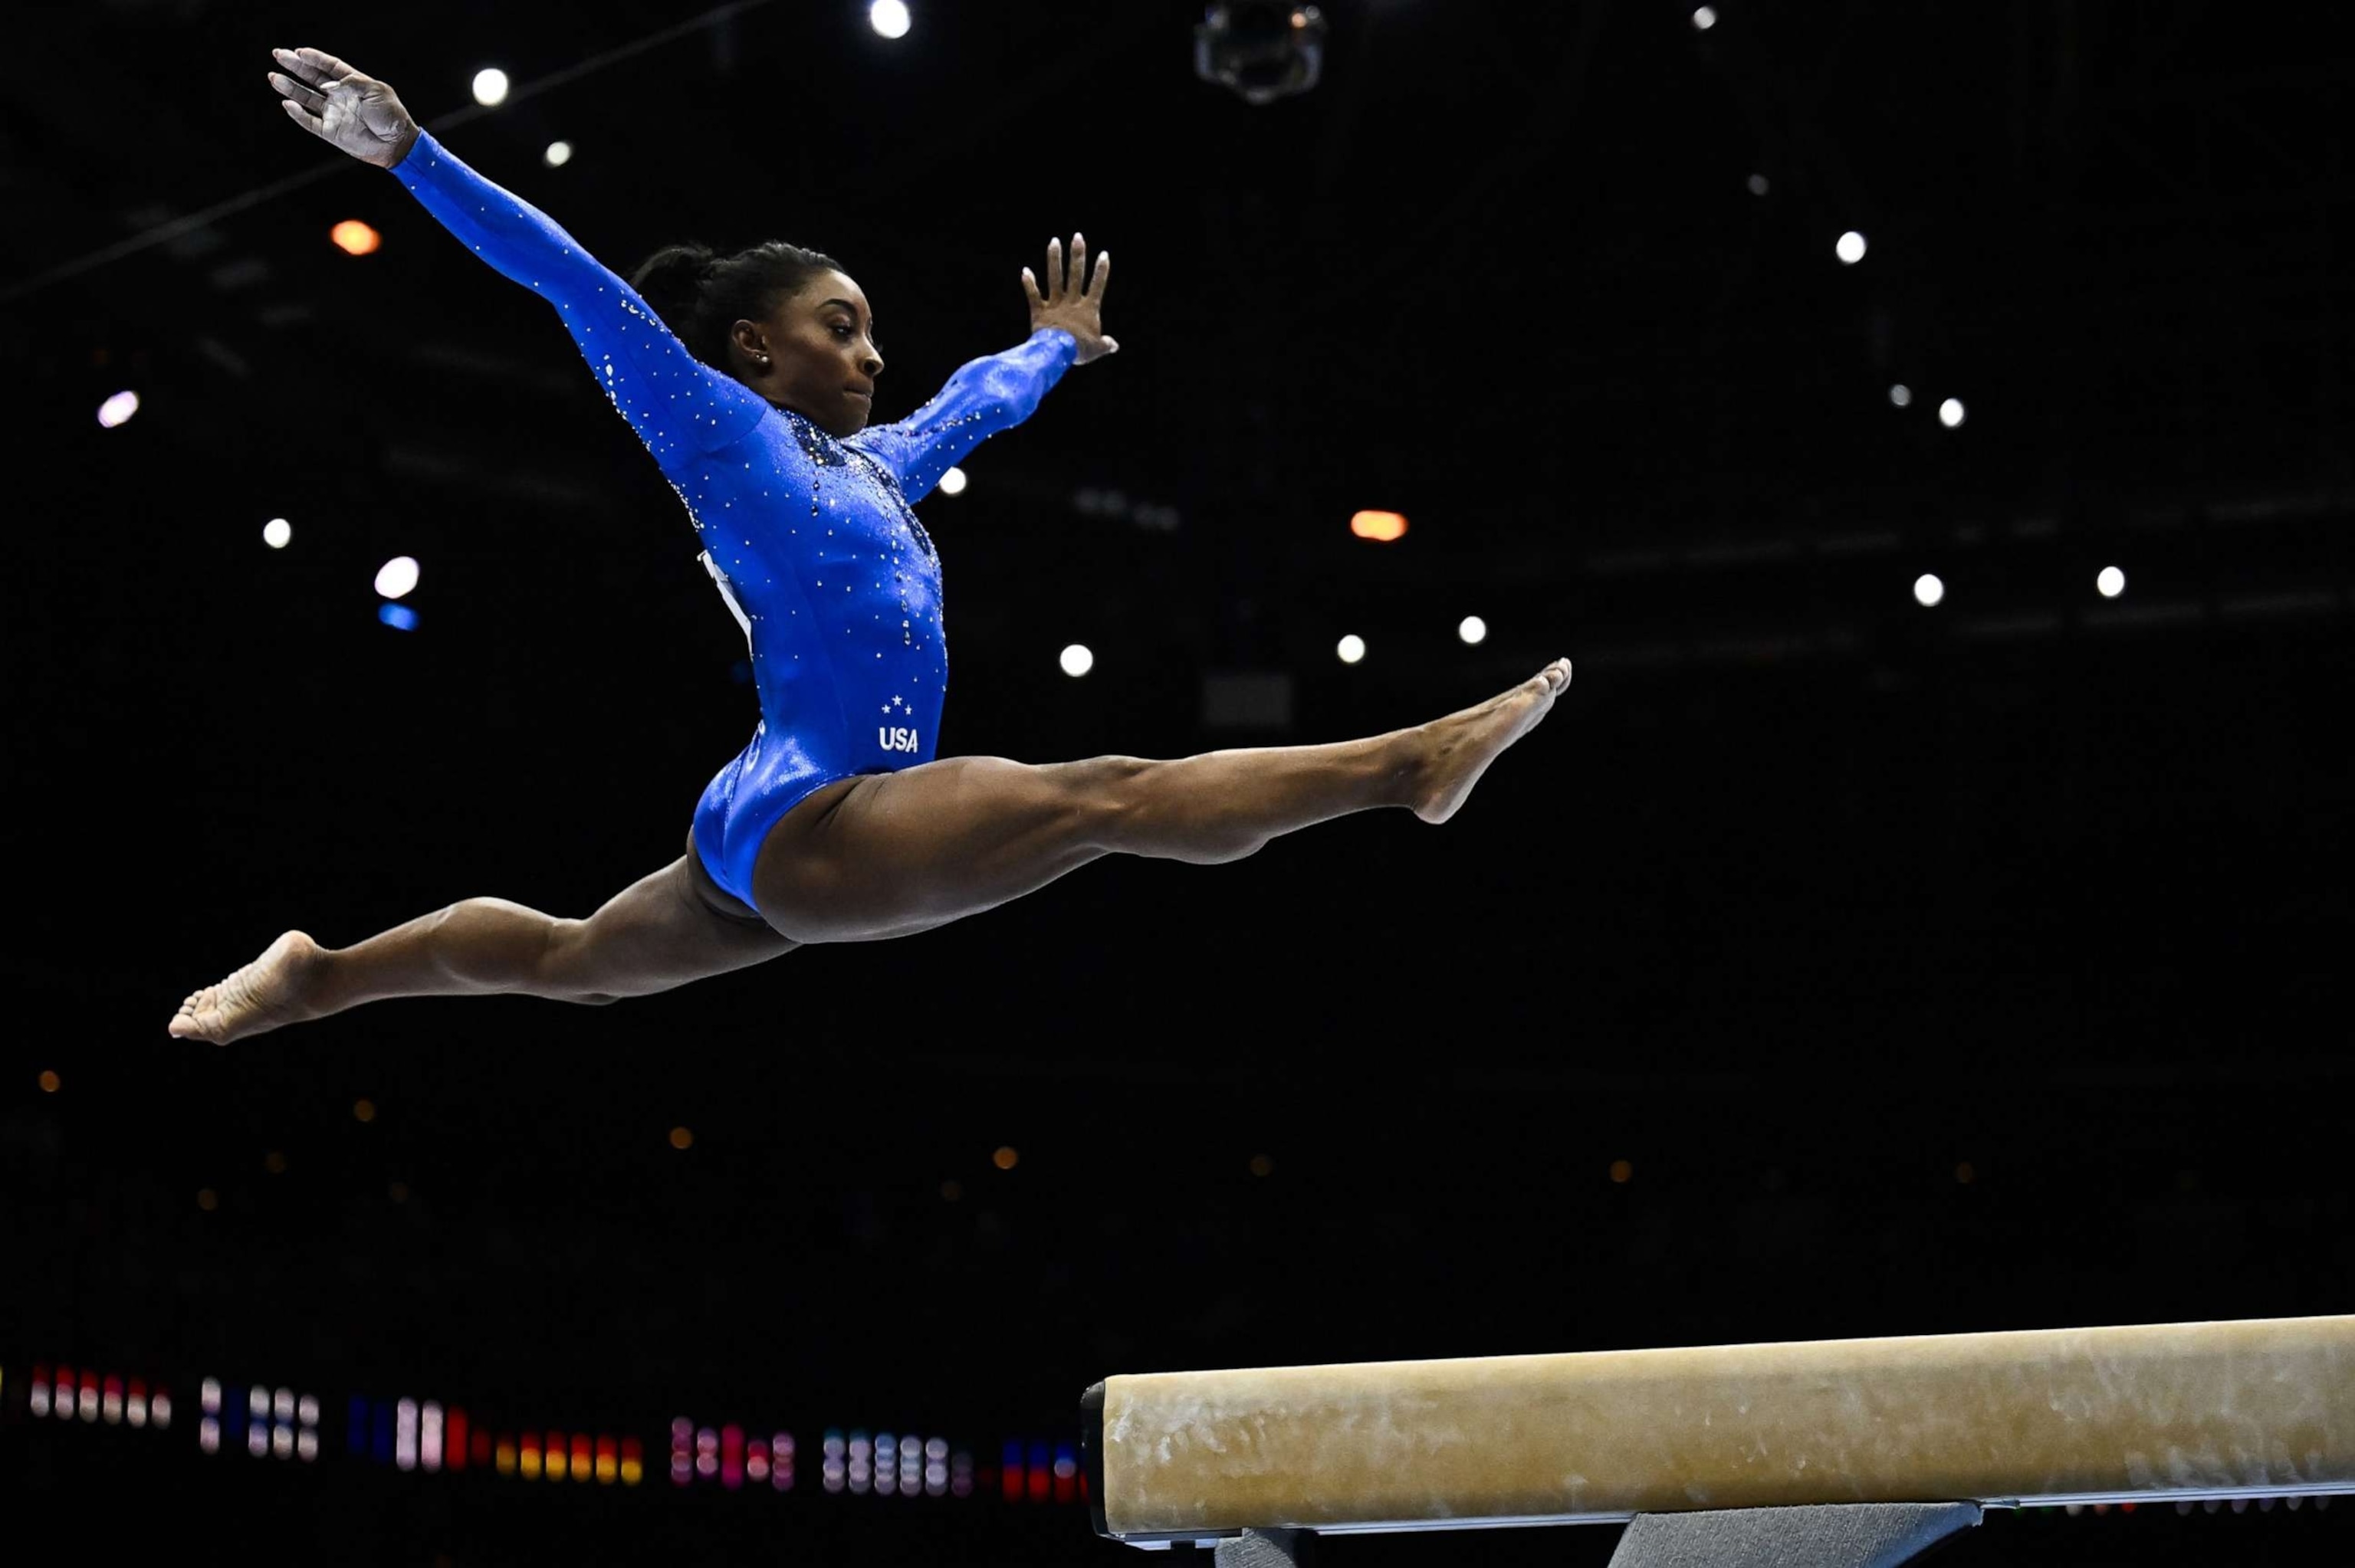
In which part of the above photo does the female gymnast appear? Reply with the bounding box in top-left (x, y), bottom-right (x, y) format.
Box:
top-left (170, 45), bottom-right (1572, 1045)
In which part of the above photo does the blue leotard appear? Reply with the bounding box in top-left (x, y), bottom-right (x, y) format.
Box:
top-left (391, 130), bottom-right (1078, 907)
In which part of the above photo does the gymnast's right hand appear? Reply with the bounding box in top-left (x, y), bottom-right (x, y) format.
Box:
top-left (267, 46), bottom-right (420, 170)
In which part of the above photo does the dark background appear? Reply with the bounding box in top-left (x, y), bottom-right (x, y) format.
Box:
top-left (3, 0), bottom-right (2350, 1563)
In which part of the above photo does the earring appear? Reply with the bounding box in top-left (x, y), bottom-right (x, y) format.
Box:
top-left (757, 353), bottom-right (770, 367)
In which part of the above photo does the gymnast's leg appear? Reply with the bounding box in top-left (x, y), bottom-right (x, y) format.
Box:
top-left (169, 832), bottom-right (800, 1045)
top-left (753, 660), bottom-right (1571, 943)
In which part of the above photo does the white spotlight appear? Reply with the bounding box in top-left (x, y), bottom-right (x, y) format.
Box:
top-left (1835, 231), bottom-right (1867, 264)
top-left (1059, 643), bottom-right (1093, 677)
top-left (1913, 573), bottom-right (1945, 608)
top-left (97, 390), bottom-right (140, 428)
top-left (1938, 397), bottom-right (1966, 428)
top-left (262, 517), bottom-right (292, 549)
top-left (2097, 566), bottom-right (2126, 599)
top-left (471, 69), bottom-right (510, 107)
top-left (374, 556), bottom-right (421, 599)
top-left (1457, 615), bottom-right (1487, 645)
top-left (1691, 6), bottom-right (1717, 28)
top-left (1746, 173), bottom-right (1769, 196)
top-left (869, 0), bottom-right (912, 38)
top-left (1887, 384), bottom-right (1912, 408)
top-left (1336, 635), bottom-right (1366, 664)
top-left (937, 465), bottom-right (968, 497)
top-left (544, 140), bottom-right (573, 168)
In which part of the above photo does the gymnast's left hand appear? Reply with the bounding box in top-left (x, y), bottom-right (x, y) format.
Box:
top-left (1023, 234), bottom-right (1118, 364)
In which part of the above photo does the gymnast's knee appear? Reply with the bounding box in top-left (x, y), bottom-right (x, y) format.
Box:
top-left (1070, 754), bottom-right (1159, 850)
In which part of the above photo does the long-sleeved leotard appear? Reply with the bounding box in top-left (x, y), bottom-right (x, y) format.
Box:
top-left (390, 130), bottom-right (1078, 906)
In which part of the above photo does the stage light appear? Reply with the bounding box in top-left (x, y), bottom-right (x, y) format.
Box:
top-left (1835, 231), bottom-right (1867, 264)
top-left (375, 556), bottom-right (420, 599)
top-left (1888, 384), bottom-right (1911, 408)
top-left (274, 1389), bottom-right (294, 1422)
top-left (1195, 3), bottom-right (1327, 106)
top-left (621, 1436), bottom-right (645, 1485)
top-left (202, 1379), bottom-right (222, 1415)
top-left (97, 390), bottom-right (140, 428)
top-left (1913, 572), bottom-right (1945, 607)
top-left (1609, 1159), bottom-right (1634, 1183)
top-left (264, 1150), bottom-right (287, 1174)
top-left (1955, 1161), bottom-right (1976, 1185)
top-left (544, 140), bottom-right (572, 167)
top-left (938, 464), bottom-right (968, 496)
top-left (1457, 615), bottom-right (1486, 645)
top-left (1029, 1440), bottom-right (1053, 1502)
top-left (262, 517), bottom-right (291, 549)
top-left (994, 1145), bottom-right (1019, 1169)
top-left (1250, 1153), bottom-right (1274, 1176)
top-left (869, 0), bottom-right (911, 38)
top-left (1336, 635), bottom-right (1365, 664)
top-left (1059, 643), bottom-right (1093, 677)
top-left (670, 1126), bottom-right (693, 1150)
top-left (940, 1179), bottom-right (962, 1202)
top-left (330, 220), bottom-right (380, 256)
top-left (1746, 173), bottom-right (1769, 195)
top-left (387, 1181), bottom-right (409, 1203)
top-left (2097, 566), bottom-right (2126, 599)
top-left (1691, 6), bottom-right (1717, 28)
top-left (151, 1391), bottom-right (172, 1429)
top-left (102, 1376), bottom-right (122, 1425)
top-left (200, 1417), bottom-right (220, 1453)
top-left (297, 1429), bottom-right (318, 1461)
top-left (379, 602), bottom-right (419, 631)
top-left (1939, 397), bottom-right (1966, 428)
top-left (127, 1379), bottom-right (148, 1427)
top-left (248, 1422), bottom-right (268, 1456)
top-left (197, 1188), bottom-right (218, 1211)
top-left (1349, 509), bottom-right (1407, 541)
top-left (422, 1401), bottom-right (444, 1470)
top-left (396, 1399), bottom-right (418, 1471)
top-left (38, 1069), bottom-right (58, 1092)
top-left (471, 68), bottom-right (509, 107)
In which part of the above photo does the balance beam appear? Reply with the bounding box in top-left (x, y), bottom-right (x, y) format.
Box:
top-left (1083, 1315), bottom-right (2354, 1561)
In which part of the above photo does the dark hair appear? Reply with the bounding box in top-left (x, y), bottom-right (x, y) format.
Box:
top-left (629, 240), bottom-right (845, 370)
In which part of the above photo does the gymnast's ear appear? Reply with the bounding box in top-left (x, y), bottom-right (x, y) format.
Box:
top-left (726, 319), bottom-right (774, 367)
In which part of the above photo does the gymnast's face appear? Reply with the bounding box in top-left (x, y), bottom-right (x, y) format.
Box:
top-left (750, 271), bottom-right (885, 438)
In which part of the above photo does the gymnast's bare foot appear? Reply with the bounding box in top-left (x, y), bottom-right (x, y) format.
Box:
top-left (169, 930), bottom-right (327, 1045)
top-left (1406, 658), bottom-right (1572, 825)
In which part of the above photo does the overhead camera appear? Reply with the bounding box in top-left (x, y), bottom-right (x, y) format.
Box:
top-left (1194, 3), bottom-right (1328, 107)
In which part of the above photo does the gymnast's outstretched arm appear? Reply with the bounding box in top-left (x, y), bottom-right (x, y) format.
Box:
top-left (850, 235), bottom-right (1117, 500)
top-left (266, 45), bottom-right (768, 466)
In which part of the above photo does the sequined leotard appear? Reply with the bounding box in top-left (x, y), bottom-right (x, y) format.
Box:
top-left (391, 130), bottom-right (1078, 906)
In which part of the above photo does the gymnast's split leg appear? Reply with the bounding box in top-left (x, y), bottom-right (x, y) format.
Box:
top-left (169, 660), bottom-right (1567, 1042)
top-left (751, 660), bottom-right (1572, 943)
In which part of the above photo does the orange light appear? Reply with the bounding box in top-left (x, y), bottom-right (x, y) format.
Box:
top-left (1954, 1161), bottom-right (1976, 1185)
top-left (353, 1098), bottom-right (376, 1123)
top-left (1349, 510), bottom-right (1407, 542)
top-left (196, 1188), bottom-right (218, 1211)
top-left (37, 1070), bottom-right (60, 1093)
top-left (669, 1126), bottom-right (694, 1150)
top-left (1249, 1154), bottom-right (1274, 1177)
top-left (495, 1439), bottom-right (518, 1476)
top-left (1608, 1159), bottom-right (1633, 1184)
top-left (993, 1146), bottom-right (1020, 1170)
top-left (330, 220), bottom-right (381, 257)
